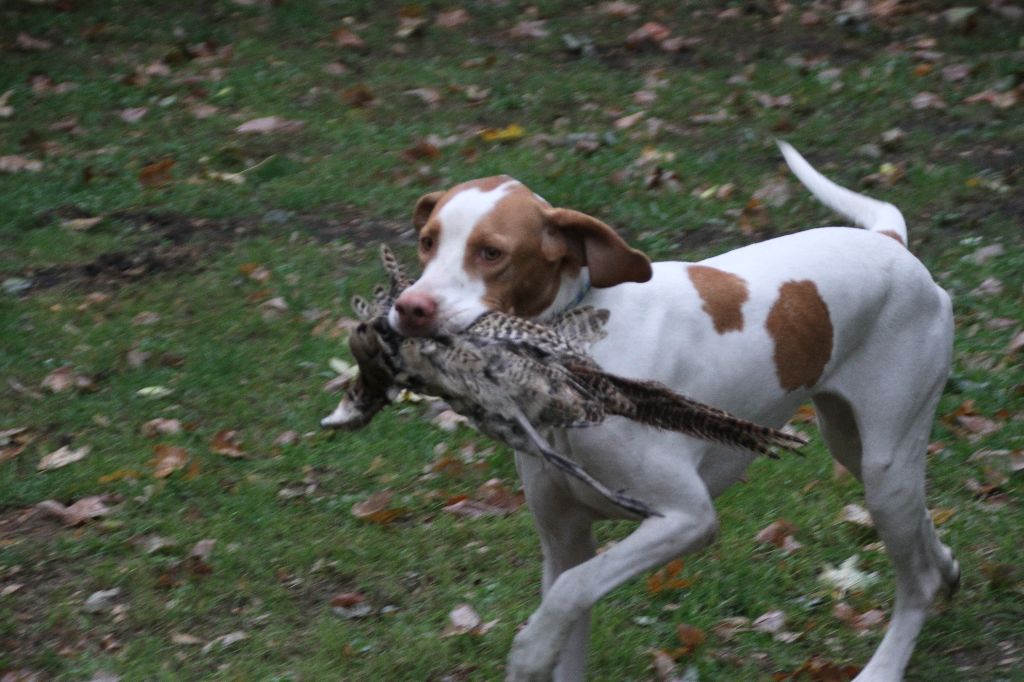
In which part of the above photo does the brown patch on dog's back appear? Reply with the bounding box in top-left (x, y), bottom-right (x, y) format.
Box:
top-left (765, 280), bottom-right (833, 392)
top-left (687, 265), bottom-right (749, 334)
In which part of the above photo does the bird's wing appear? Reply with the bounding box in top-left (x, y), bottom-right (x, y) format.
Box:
top-left (566, 364), bottom-right (807, 458)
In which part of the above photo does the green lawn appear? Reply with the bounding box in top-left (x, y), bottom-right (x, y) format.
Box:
top-left (1, 1), bottom-right (1022, 680)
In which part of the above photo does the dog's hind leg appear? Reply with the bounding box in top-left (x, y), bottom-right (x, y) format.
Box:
top-left (814, 318), bottom-right (958, 680)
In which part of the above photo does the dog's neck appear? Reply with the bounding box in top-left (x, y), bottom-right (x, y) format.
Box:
top-left (537, 269), bottom-right (591, 321)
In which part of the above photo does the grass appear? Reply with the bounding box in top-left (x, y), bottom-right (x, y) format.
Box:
top-left (1, 1), bottom-right (1022, 680)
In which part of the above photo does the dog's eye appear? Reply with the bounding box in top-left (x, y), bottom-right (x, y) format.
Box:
top-left (480, 246), bottom-right (503, 262)
top-left (419, 236), bottom-right (434, 252)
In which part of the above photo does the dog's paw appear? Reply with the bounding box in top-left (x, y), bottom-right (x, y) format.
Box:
top-left (506, 628), bottom-right (558, 682)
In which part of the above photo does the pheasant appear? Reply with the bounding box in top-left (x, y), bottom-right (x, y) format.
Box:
top-left (322, 246), bottom-right (806, 517)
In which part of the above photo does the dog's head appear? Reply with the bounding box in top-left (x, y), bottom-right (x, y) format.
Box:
top-left (389, 176), bottom-right (651, 336)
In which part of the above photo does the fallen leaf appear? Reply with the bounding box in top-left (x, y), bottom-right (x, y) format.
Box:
top-left (752, 176), bottom-right (792, 207)
top-left (38, 445), bottom-right (91, 471)
top-left (352, 490), bottom-right (404, 524)
top-left (833, 602), bottom-right (886, 635)
top-left (614, 111), bottom-right (646, 129)
top-left (598, 1), bottom-right (639, 17)
top-left (136, 385), bottom-right (173, 399)
top-left (201, 630), bottom-right (247, 653)
top-left (675, 622), bottom-right (705, 655)
top-left (838, 503), bottom-right (874, 528)
top-left (508, 19), bottom-right (549, 40)
top-left (963, 88), bottom-right (1018, 109)
top-left (36, 495), bottom-right (112, 526)
top-left (342, 84), bottom-right (376, 107)
top-left (141, 418), bottom-right (182, 438)
top-left (15, 32), bottom-right (53, 51)
top-left (442, 603), bottom-right (497, 636)
top-left (41, 366), bottom-right (92, 393)
top-left (171, 632), bottom-right (204, 646)
top-left (133, 534), bottom-right (177, 554)
top-left (711, 616), bottom-right (750, 641)
top-left (83, 588), bottom-right (121, 613)
top-left (132, 311), bottom-right (161, 326)
top-left (754, 519), bottom-right (803, 553)
top-left (818, 555), bottom-right (880, 596)
top-left (956, 414), bottom-right (1003, 438)
top-left (151, 444), bottom-right (189, 478)
top-left (910, 92), bottom-right (947, 110)
top-left (435, 8), bottom-right (470, 28)
top-left (405, 87), bottom-right (442, 107)
top-left (0, 89), bottom-right (13, 118)
top-left (139, 157), bottom-right (175, 188)
top-left (752, 610), bottom-right (786, 634)
top-left (235, 116), bottom-right (305, 134)
top-left (211, 430), bottom-right (245, 458)
top-left (647, 559), bottom-right (691, 594)
top-left (626, 22), bottom-right (672, 49)
top-left (61, 216), bottom-right (103, 231)
top-left (260, 296), bottom-right (290, 321)
top-left (330, 592), bottom-right (366, 608)
top-left (273, 430), bottom-right (300, 447)
top-left (332, 27), bottom-right (366, 49)
top-left (929, 508), bottom-right (956, 526)
top-left (118, 107), bottom-right (149, 123)
top-left (189, 538), bottom-right (216, 562)
top-left (479, 123), bottom-right (526, 142)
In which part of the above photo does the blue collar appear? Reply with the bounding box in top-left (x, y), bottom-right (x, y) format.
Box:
top-left (560, 281), bottom-right (592, 314)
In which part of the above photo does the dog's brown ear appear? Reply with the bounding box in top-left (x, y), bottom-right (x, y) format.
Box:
top-left (544, 208), bottom-right (652, 288)
top-left (412, 191), bottom-right (445, 231)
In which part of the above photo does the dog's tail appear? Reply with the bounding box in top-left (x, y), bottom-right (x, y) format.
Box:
top-left (777, 140), bottom-right (908, 246)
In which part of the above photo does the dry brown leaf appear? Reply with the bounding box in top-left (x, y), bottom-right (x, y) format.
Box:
top-left (15, 32), bottom-right (53, 51)
top-left (508, 19), bottom-right (549, 40)
top-left (754, 519), bottom-right (803, 553)
top-left (41, 366), bottom-right (76, 393)
top-left (956, 414), bottom-right (1003, 438)
top-left (273, 430), bottom-right (300, 447)
top-left (711, 616), bottom-right (750, 641)
top-left (675, 622), bottom-right (705, 654)
top-left (833, 602), bottom-right (887, 634)
top-left (351, 490), bottom-right (404, 524)
top-left (647, 559), bottom-right (691, 594)
top-left (141, 418), bottom-right (182, 438)
top-left (332, 27), bottom-right (366, 49)
top-left (36, 495), bottom-right (112, 526)
top-left (626, 22), bottom-right (672, 49)
top-left (211, 430), bottom-right (245, 458)
top-left (152, 444), bottom-right (189, 478)
top-left (37, 445), bottom-right (91, 471)
top-left (139, 157), bottom-right (175, 188)
top-left (436, 9), bottom-right (471, 28)
top-left (343, 84), bottom-right (376, 107)
top-left (598, 1), bottom-right (639, 17)
top-left (171, 632), bottom-right (205, 646)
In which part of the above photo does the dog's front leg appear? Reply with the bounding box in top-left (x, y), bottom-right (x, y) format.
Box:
top-left (507, 495), bottom-right (718, 681)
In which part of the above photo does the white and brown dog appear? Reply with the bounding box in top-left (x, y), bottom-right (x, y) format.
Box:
top-left (389, 142), bottom-right (959, 681)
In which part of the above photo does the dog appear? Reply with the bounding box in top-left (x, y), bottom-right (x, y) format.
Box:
top-left (388, 142), bottom-right (959, 681)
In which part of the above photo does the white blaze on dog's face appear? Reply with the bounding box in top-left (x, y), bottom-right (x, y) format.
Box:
top-left (389, 175), bottom-right (652, 336)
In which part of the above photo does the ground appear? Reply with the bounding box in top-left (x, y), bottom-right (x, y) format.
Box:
top-left (1, 1), bottom-right (1022, 680)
